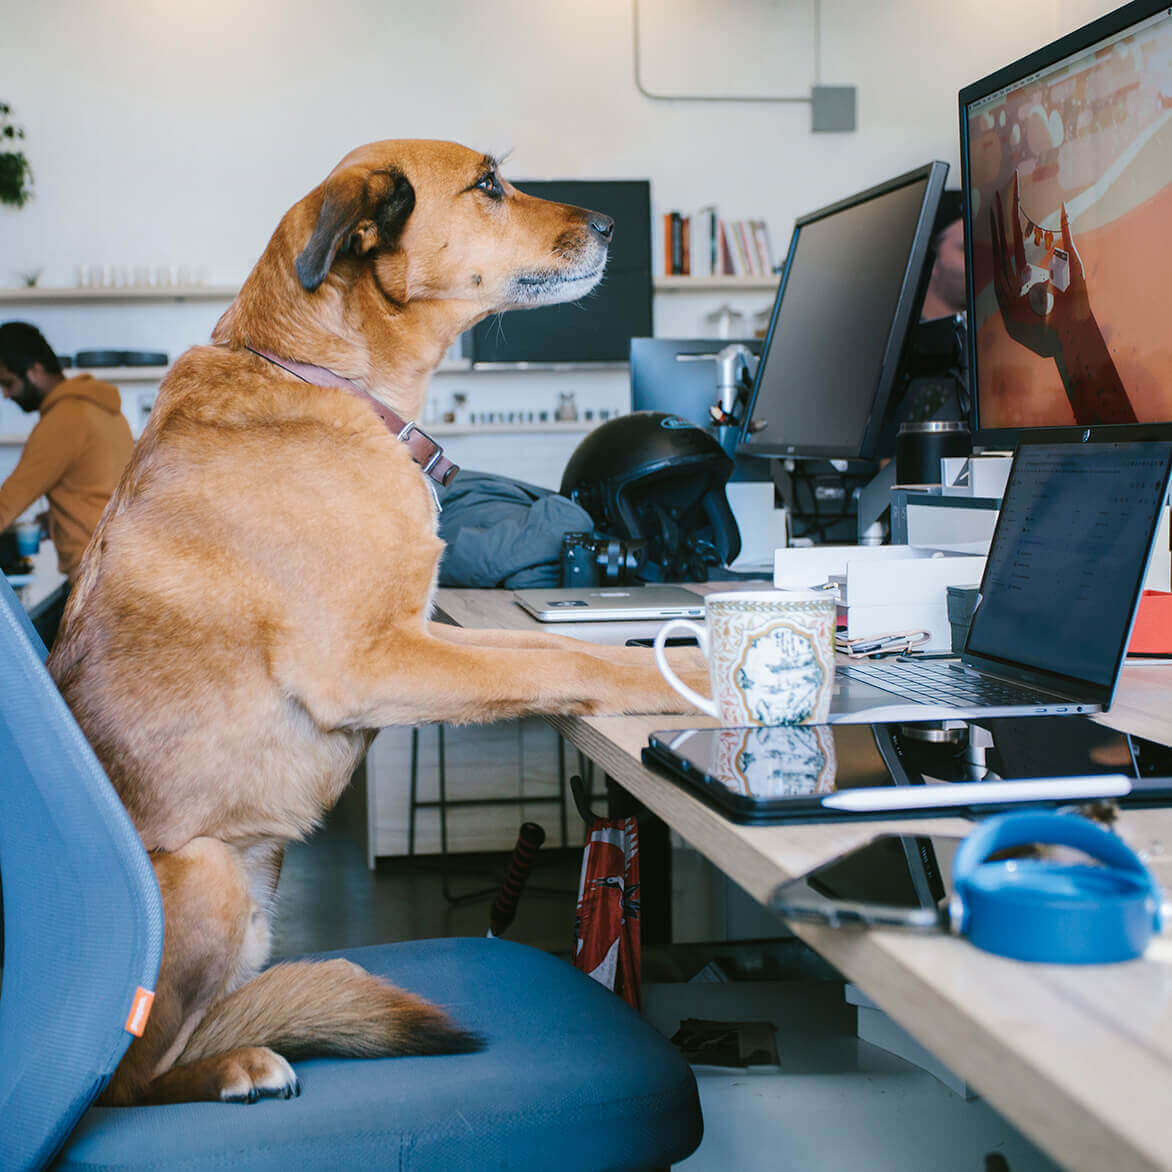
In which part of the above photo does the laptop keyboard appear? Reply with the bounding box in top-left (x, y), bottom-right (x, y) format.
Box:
top-left (838, 660), bottom-right (1058, 707)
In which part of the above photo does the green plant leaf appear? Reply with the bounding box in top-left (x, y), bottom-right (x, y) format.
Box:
top-left (0, 102), bottom-right (32, 207)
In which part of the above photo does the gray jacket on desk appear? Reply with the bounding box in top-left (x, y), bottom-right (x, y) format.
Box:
top-left (435, 470), bottom-right (593, 589)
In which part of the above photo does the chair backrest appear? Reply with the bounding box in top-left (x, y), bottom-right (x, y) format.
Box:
top-left (0, 576), bottom-right (164, 1172)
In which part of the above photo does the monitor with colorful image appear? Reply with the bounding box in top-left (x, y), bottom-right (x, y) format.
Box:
top-left (961, 0), bottom-right (1172, 443)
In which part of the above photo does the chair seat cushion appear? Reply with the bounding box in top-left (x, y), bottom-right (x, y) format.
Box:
top-left (55, 937), bottom-right (702, 1170)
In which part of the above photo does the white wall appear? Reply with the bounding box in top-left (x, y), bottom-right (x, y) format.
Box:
top-left (0, 0), bottom-right (1121, 482)
top-left (3, 0), bottom-right (1120, 285)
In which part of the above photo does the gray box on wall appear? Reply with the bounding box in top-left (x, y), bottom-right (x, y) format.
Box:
top-left (811, 85), bottom-right (857, 133)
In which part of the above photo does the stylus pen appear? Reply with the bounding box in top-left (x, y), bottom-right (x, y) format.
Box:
top-left (821, 775), bottom-right (1133, 812)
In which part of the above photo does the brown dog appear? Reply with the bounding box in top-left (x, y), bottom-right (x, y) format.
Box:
top-left (49, 139), bottom-right (709, 1106)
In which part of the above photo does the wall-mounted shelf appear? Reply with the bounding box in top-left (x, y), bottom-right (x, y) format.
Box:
top-left (60, 359), bottom-right (615, 379)
top-left (0, 418), bottom-right (602, 445)
top-left (0, 286), bottom-right (239, 304)
top-left (71, 366), bottom-right (169, 382)
top-left (5, 280), bottom-right (779, 302)
top-left (426, 420), bottom-right (597, 436)
top-left (654, 276), bottom-right (778, 293)
top-left (463, 361), bottom-right (628, 373)
top-left (64, 360), bottom-right (473, 382)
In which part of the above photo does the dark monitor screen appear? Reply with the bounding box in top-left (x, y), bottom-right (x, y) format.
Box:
top-left (963, 438), bottom-right (1172, 700)
top-left (960, 0), bottom-right (1172, 444)
top-left (738, 162), bottom-right (948, 463)
top-left (470, 179), bottom-right (652, 364)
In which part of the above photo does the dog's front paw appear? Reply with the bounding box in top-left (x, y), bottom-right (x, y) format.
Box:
top-left (662, 645), bottom-right (709, 678)
top-left (218, 1046), bottom-right (301, 1103)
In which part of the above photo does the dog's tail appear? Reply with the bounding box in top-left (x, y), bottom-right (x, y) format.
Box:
top-left (178, 957), bottom-right (483, 1064)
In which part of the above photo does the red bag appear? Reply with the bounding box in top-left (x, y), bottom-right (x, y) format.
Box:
top-left (573, 816), bottom-right (642, 1009)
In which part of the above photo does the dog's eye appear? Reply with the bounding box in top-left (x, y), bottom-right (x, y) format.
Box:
top-left (475, 173), bottom-right (503, 199)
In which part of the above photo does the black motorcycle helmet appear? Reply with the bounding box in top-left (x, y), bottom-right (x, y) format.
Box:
top-left (560, 411), bottom-right (741, 581)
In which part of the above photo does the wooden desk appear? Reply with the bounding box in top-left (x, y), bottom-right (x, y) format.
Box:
top-left (435, 586), bottom-right (1172, 1172)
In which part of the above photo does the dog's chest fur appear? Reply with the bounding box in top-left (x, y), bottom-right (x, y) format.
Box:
top-left (49, 348), bottom-right (444, 852)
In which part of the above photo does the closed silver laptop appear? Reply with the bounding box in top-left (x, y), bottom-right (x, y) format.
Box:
top-left (513, 585), bottom-right (705, 623)
top-left (830, 438), bottom-right (1172, 722)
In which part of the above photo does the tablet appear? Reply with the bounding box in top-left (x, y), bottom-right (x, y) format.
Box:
top-left (643, 724), bottom-right (902, 824)
top-left (642, 719), bottom-right (1172, 824)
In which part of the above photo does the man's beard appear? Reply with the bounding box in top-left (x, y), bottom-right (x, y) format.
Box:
top-left (10, 378), bottom-right (42, 413)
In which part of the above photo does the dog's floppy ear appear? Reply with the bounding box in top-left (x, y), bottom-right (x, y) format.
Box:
top-left (295, 167), bottom-right (416, 293)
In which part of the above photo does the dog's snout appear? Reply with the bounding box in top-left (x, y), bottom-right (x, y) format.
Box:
top-left (589, 215), bottom-right (614, 244)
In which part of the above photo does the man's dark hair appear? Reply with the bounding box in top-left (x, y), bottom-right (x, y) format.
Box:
top-left (0, 321), bottom-right (62, 377)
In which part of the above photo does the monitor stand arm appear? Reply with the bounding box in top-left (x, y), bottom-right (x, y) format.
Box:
top-left (855, 460), bottom-right (897, 546)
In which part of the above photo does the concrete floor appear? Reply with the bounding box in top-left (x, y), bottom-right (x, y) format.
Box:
top-left (271, 810), bottom-right (1060, 1172)
top-left (270, 807), bottom-right (582, 961)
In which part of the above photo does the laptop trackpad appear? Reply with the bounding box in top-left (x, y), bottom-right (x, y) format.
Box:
top-left (830, 675), bottom-right (922, 716)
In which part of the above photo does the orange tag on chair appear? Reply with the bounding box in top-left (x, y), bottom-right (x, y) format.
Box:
top-left (125, 987), bottom-right (155, 1036)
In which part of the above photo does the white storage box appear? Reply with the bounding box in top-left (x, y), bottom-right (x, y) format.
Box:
top-left (726, 481), bottom-right (789, 571)
top-left (940, 454), bottom-right (1013, 498)
top-left (774, 545), bottom-right (986, 653)
top-left (837, 553), bottom-right (986, 652)
top-left (773, 544), bottom-right (926, 591)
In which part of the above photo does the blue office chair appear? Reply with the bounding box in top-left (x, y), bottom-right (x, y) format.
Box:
top-left (0, 574), bottom-right (703, 1171)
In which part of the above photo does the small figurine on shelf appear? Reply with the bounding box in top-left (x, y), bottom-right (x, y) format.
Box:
top-left (445, 391), bottom-right (469, 425)
top-left (555, 391), bottom-right (578, 422)
top-left (704, 303), bottom-right (746, 340)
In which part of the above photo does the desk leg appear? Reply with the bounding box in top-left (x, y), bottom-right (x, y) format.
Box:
top-left (605, 775), bottom-right (672, 949)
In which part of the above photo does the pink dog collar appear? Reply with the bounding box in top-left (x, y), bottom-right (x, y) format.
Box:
top-left (245, 346), bottom-right (459, 488)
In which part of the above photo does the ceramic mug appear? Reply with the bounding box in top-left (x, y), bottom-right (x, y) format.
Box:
top-left (653, 590), bottom-right (836, 725)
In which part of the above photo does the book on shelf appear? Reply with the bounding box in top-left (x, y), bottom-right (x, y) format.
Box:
top-left (663, 211), bottom-right (685, 275)
top-left (719, 220), bottom-right (734, 275)
top-left (751, 220), bottom-right (775, 276)
top-left (734, 220), bottom-right (754, 275)
top-left (662, 208), bottom-right (777, 279)
top-left (695, 205), bottom-right (718, 277)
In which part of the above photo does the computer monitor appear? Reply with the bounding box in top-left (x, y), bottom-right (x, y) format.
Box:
top-left (469, 179), bottom-right (652, 364)
top-left (960, 0), bottom-right (1172, 445)
top-left (737, 161), bottom-right (949, 464)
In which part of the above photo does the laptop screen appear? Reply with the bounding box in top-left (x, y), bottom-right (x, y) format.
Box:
top-left (965, 440), bottom-right (1172, 692)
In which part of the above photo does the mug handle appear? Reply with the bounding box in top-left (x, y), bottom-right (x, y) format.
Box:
top-left (653, 619), bottom-right (718, 718)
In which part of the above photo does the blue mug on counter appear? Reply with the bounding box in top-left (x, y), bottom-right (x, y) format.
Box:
top-left (950, 812), bottom-right (1163, 964)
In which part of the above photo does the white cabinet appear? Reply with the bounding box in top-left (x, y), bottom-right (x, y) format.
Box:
top-left (364, 718), bottom-right (583, 866)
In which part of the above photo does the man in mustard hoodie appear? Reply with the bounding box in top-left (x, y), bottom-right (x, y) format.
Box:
top-left (0, 321), bottom-right (134, 585)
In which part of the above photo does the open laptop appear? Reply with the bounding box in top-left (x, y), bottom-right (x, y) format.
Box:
top-left (513, 584), bottom-right (705, 623)
top-left (830, 437), bottom-right (1172, 721)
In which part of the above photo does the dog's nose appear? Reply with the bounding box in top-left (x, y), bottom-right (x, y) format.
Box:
top-left (589, 215), bottom-right (615, 244)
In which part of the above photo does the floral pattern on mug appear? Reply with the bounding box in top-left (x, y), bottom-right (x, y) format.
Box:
top-left (736, 622), bottom-right (826, 724)
top-left (708, 595), bottom-right (836, 725)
